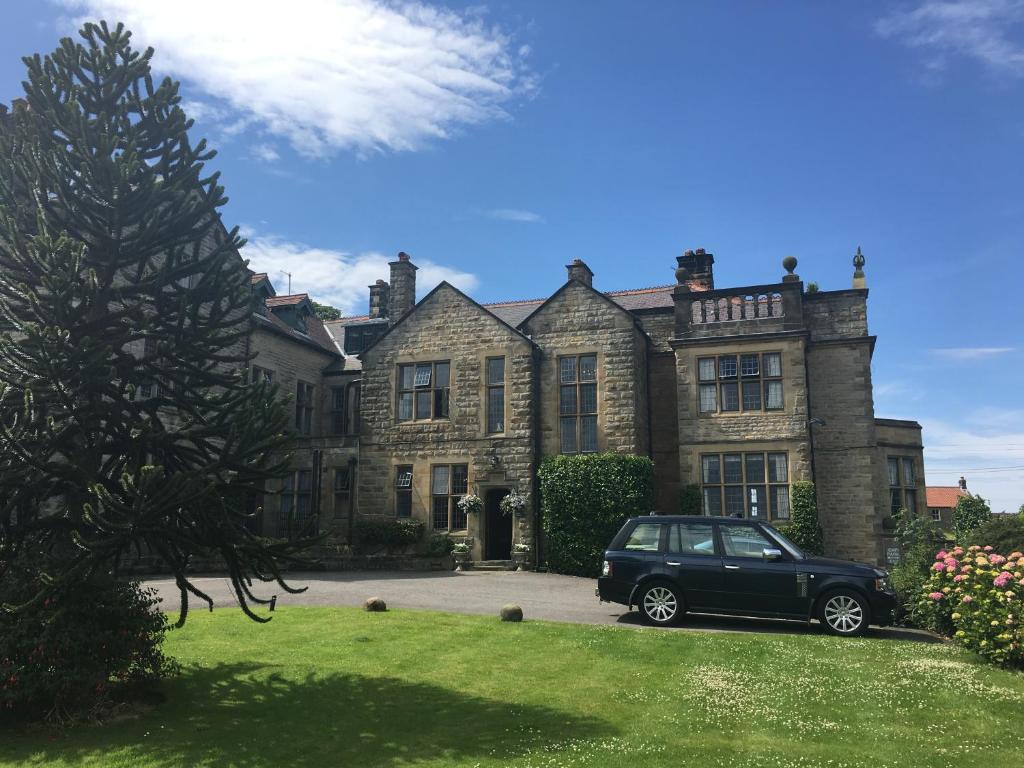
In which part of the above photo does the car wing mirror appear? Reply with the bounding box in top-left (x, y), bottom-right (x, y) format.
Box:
top-left (762, 547), bottom-right (783, 561)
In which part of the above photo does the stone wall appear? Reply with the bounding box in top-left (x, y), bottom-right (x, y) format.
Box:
top-left (649, 352), bottom-right (680, 512)
top-left (874, 418), bottom-right (925, 567)
top-left (358, 283), bottom-right (536, 560)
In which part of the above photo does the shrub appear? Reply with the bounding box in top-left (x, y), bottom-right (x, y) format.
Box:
top-left (917, 545), bottom-right (1024, 667)
top-left (953, 494), bottom-right (992, 543)
top-left (678, 484), bottom-right (701, 516)
top-left (539, 453), bottom-right (654, 577)
top-left (0, 562), bottom-right (175, 723)
top-left (353, 518), bottom-right (424, 554)
top-left (785, 481), bottom-right (823, 555)
top-left (889, 508), bottom-right (944, 627)
top-left (424, 534), bottom-right (455, 558)
top-left (966, 515), bottom-right (1024, 556)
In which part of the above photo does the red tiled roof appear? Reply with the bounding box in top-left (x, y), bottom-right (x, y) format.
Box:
top-left (265, 293), bottom-right (310, 307)
top-left (250, 272), bottom-right (269, 284)
top-left (926, 487), bottom-right (967, 509)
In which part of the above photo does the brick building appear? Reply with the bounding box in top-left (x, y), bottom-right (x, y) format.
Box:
top-left (252, 247), bottom-right (925, 567)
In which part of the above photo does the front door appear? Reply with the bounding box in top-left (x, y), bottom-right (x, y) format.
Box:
top-left (484, 489), bottom-right (513, 560)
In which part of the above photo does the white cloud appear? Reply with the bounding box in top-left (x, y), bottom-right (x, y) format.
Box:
top-left (486, 208), bottom-right (544, 223)
top-left (930, 347), bottom-right (1015, 360)
top-left (56, 0), bottom-right (537, 157)
top-left (876, 0), bottom-right (1024, 78)
top-left (249, 143), bottom-right (280, 163)
top-left (240, 230), bottom-right (479, 316)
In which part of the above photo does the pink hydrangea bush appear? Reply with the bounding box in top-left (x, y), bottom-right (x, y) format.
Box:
top-left (918, 545), bottom-right (1024, 667)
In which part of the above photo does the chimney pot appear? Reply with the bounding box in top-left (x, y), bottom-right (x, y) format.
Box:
top-left (695, 247), bottom-right (706, 256)
top-left (676, 248), bottom-right (715, 291)
top-left (565, 259), bottom-right (594, 288)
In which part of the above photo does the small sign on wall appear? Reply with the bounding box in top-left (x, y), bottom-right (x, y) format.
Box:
top-left (885, 545), bottom-right (901, 566)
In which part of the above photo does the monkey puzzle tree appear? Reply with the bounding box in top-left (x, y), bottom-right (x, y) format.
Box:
top-left (0, 22), bottom-right (315, 627)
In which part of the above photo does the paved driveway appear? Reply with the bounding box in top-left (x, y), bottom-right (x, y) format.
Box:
top-left (146, 570), bottom-right (936, 642)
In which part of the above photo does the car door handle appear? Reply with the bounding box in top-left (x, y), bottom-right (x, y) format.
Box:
top-left (665, 561), bottom-right (681, 566)
top-left (724, 565), bottom-right (740, 570)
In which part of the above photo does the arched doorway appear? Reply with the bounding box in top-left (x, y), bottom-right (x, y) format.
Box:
top-left (484, 488), bottom-right (513, 560)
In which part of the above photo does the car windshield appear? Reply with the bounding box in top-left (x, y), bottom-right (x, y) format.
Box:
top-left (763, 524), bottom-right (806, 560)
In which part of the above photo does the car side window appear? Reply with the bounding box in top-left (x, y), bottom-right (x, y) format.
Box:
top-left (720, 524), bottom-right (774, 558)
top-left (622, 523), bottom-right (663, 552)
top-left (668, 522), bottom-right (717, 555)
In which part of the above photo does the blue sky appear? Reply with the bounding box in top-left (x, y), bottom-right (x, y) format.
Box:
top-left (3, 1), bottom-right (1022, 511)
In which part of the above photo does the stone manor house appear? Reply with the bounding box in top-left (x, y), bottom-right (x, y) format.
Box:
top-left (247, 246), bottom-right (925, 568)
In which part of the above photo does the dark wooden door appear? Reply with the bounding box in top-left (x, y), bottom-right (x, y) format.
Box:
top-left (485, 489), bottom-right (513, 560)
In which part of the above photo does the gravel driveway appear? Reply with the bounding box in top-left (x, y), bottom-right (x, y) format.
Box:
top-left (146, 569), bottom-right (936, 641)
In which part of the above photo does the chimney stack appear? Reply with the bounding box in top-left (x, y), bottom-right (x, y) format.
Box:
top-left (676, 248), bottom-right (715, 290)
top-left (368, 279), bottom-right (390, 320)
top-left (959, 476), bottom-right (967, 491)
top-left (566, 258), bottom-right (593, 288)
top-left (388, 252), bottom-right (417, 323)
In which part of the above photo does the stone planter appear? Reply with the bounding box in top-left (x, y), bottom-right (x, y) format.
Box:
top-left (453, 551), bottom-right (472, 571)
top-left (511, 551), bottom-right (531, 572)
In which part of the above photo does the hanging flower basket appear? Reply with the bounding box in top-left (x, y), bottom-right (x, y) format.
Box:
top-left (499, 490), bottom-right (529, 518)
top-left (458, 494), bottom-right (483, 517)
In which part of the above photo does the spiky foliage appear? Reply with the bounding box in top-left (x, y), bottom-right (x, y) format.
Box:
top-left (0, 22), bottom-right (315, 625)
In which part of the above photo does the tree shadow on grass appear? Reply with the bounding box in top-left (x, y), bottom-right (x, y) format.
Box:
top-left (3, 663), bottom-right (614, 768)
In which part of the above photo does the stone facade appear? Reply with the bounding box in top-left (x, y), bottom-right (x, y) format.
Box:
top-left (252, 247), bottom-right (925, 567)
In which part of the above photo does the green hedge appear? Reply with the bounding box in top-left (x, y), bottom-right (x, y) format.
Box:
top-left (966, 515), bottom-right (1024, 555)
top-left (539, 453), bottom-right (654, 577)
top-left (353, 518), bottom-right (424, 554)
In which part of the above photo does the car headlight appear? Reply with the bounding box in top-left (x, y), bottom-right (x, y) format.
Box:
top-left (874, 574), bottom-right (893, 592)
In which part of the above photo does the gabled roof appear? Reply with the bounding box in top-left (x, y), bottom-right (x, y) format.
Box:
top-left (516, 278), bottom-right (654, 335)
top-left (250, 272), bottom-right (269, 284)
top-left (359, 280), bottom-right (537, 358)
top-left (926, 487), bottom-right (968, 509)
top-left (266, 293), bottom-right (312, 309)
top-left (484, 283), bottom-right (688, 326)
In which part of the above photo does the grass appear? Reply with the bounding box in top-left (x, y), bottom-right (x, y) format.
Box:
top-left (2, 607), bottom-right (1024, 768)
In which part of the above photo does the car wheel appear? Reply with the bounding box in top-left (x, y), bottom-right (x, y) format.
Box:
top-left (819, 590), bottom-right (870, 636)
top-left (638, 582), bottom-right (683, 627)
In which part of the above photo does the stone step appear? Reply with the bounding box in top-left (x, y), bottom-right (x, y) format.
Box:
top-left (471, 560), bottom-right (514, 571)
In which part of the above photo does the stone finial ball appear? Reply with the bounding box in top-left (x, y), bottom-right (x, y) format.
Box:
top-left (500, 603), bottom-right (524, 622)
top-left (782, 255), bottom-right (798, 274)
top-left (364, 596), bottom-right (387, 612)
top-left (674, 265), bottom-right (690, 284)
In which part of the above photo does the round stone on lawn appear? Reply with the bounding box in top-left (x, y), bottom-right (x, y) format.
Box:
top-left (364, 596), bottom-right (387, 612)
top-left (500, 603), bottom-right (523, 622)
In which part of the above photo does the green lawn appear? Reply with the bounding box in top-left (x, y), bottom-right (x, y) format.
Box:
top-left (3, 607), bottom-right (1023, 768)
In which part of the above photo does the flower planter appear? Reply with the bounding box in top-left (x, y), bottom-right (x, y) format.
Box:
top-left (511, 551), bottom-right (531, 572)
top-left (453, 551), bottom-right (472, 572)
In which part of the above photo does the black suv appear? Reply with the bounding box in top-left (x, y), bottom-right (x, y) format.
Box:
top-left (597, 516), bottom-right (896, 636)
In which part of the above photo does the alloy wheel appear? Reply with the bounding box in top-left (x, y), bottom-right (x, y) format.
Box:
top-left (642, 585), bottom-right (678, 623)
top-left (824, 594), bottom-right (864, 634)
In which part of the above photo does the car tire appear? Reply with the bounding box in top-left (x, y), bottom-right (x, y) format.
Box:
top-left (637, 582), bottom-right (683, 627)
top-left (818, 589), bottom-right (870, 637)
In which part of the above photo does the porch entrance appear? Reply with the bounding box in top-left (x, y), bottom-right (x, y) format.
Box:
top-left (484, 488), bottom-right (513, 560)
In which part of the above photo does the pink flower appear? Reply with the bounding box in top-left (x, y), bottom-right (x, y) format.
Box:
top-left (962, 596), bottom-right (974, 604)
top-left (984, 546), bottom-right (994, 552)
top-left (953, 574), bottom-right (966, 582)
top-left (961, 565), bottom-right (973, 573)
top-left (951, 547), bottom-right (965, 557)
top-left (968, 545), bottom-right (981, 552)
top-left (936, 551), bottom-right (948, 560)
top-left (944, 558), bottom-right (959, 569)
top-left (995, 572), bottom-right (1013, 589)
top-left (933, 562), bottom-right (946, 572)
top-left (990, 554), bottom-right (1007, 566)
top-left (929, 592), bottom-right (944, 601)
top-left (1010, 552), bottom-right (1023, 560)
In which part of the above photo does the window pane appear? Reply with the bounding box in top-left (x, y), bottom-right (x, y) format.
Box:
top-left (724, 486), bottom-right (745, 516)
top-left (718, 356), bottom-right (737, 378)
top-left (414, 364), bottom-right (432, 387)
top-left (398, 392), bottom-right (413, 421)
top-left (702, 455), bottom-right (721, 484)
top-left (703, 486), bottom-right (722, 516)
top-left (745, 453), bottom-right (765, 483)
top-left (559, 357), bottom-right (577, 383)
top-left (887, 458), bottom-right (899, 487)
top-left (435, 362), bottom-right (450, 388)
top-left (720, 382), bottom-right (739, 411)
top-left (623, 523), bottom-right (662, 551)
top-left (487, 386), bottom-right (504, 433)
top-left (432, 465), bottom-right (450, 495)
top-left (579, 383), bottom-right (597, 414)
top-left (721, 524), bottom-right (772, 557)
top-left (415, 391), bottom-right (431, 419)
top-left (452, 465), bottom-right (469, 495)
top-left (580, 415), bottom-right (598, 452)
top-left (765, 380), bottom-right (784, 410)
top-left (332, 387), bottom-right (345, 410)
top-left (890, 488), bottom-right (903, 515)
top-left (764, 352), bottom-right (782, 378)
top-left (698, 358), bottom-right (716, 381)
top-left (742, 381), bottom-right (762, 410)
top-left (487, 358), bottom-right (504, 385)
top-left (741, 354), bottom-right (759, 377)
top-left (298, 470), bottom-right (313, 491)
top-left (723, 454), bottom-right (743, 483)
top-left (902, 458), bottom-right (915, 486)
top-left (400, 364), bottom-right (415, 390)
top-left (433, 497), bottom-right (449, 529)
top-left (772, 486), bottom-right (791, 520)
top-left (560, 417), bottom-right (578, 453)
top-left (434, 387), bottom-right (449, 419)
top-left (579, 355), bottom-right (597, 382)
top-left (396, 468), bottom-right (413, 488)
top-left (396, 492), bottom-right (412, 518)
top-left (768, 453), bottom-right (788, 483)
top-left (559, 385), bottom-right (577, 415)
top-left (671, 522), bottom-right (716, 555)
top-left (904, 489), bottom-right (917, 514)
top-left (334, 468), bottom-right (350, 492)
top-left (699, 384), bottom-right (718, 413)
top-left (451, 499), bottom-right (467, 530)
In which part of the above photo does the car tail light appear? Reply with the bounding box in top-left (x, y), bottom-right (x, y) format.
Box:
top-left (602, 560), bottom-right (612, 577)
